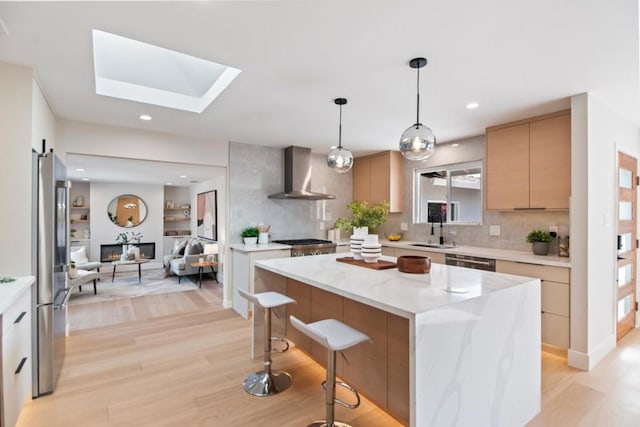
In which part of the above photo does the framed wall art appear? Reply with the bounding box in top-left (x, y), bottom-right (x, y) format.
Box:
top-left (197, 190), bottom-right (217, 240)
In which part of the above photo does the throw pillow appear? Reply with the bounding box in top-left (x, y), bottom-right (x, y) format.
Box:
top-left (70, 246), bottom-right (89, 264)
top-left (172, 239), bottom-right (188, 256)
top-left (185, 240), bottom-right (204, 255)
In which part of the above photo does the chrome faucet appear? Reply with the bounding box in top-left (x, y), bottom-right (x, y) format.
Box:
top-left (430, 212), bottom-right (445, 246)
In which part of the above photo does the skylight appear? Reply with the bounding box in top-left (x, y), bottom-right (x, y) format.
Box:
top-left (92, 30), bottom-right (240, 113)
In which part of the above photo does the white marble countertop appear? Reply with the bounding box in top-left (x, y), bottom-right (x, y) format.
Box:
top-left (229, 242), bottom-right (292, 253)
top-left (254, 253), bottom-right (539, 319)
top-left (381, 240), bottom-right (571, 268)
top-left (0, 276), bottom-right (34, 314)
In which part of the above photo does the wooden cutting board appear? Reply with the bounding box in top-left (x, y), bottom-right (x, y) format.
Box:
top-left (336, 256), bottom-right (397, 270)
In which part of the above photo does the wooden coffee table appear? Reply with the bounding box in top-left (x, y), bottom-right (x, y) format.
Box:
top-left (190, 261), bottom-right (218, 288)
top-left (111, 259), bottom-right (151, 283)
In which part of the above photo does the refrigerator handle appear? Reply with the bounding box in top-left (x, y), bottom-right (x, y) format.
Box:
top-left (53, 288), bottom-right (72, 311)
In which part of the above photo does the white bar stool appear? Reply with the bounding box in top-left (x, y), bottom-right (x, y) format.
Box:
top-left (289, 315), bottom-right (372, 427)
top-left (238, 289), bottom-right (296, 397)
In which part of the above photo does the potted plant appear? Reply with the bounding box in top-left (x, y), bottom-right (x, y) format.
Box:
top-left (241, 226), bottom-right (260, 245)
top-left (526, 229), bottom-right (554, 255)
top-left (334, 200), bottom-right (390, 235)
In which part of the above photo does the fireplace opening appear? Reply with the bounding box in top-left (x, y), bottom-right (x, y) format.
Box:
top-left (100, 243), bottom-right (156, 262)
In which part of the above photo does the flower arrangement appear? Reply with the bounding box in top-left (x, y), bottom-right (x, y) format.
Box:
top-left (116, 231), bottom-right (143, 245)
top-left (334, 200), bottom-right (390, 233)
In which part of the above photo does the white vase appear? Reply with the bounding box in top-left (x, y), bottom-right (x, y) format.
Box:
top-left (258, 232), bottom-right (269, 244)
top-left (353, 226), bottom-right (368, 236)
top-left (350, 235), bottom-right (365, 260)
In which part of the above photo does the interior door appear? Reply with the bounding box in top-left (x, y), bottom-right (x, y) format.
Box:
top-left (617, 151), bottom-right (637, 340)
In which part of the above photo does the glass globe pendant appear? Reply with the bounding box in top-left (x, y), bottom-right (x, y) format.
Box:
top-left (327, 98), bottom-right (353, 173)
top-left (399, 57), bottom-right (436, 161)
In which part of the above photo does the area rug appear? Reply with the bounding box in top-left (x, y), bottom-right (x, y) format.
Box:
top-left (69, 268), bottom-right (199, 305)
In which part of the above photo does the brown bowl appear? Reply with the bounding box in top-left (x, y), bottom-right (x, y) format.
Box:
top-left (397, 255), bottom-right (431, 274)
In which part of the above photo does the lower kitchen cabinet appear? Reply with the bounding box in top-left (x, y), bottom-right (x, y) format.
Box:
top-left (230, 247), bottom-right (291, 319)
top-left (2, 284), bottom-right (32, 427)
top-left (496, 260), bottom-right (570, 348)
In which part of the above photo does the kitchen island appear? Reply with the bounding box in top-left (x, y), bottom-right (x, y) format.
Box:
top-left (252, 253), bottom-right (540, 427)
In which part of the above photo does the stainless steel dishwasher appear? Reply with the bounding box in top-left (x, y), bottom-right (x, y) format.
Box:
top-left (445, 253), bottom-right (496, 271)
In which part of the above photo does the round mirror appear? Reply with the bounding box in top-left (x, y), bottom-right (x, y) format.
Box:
top-left (107, 194), bottom-right (148, 228)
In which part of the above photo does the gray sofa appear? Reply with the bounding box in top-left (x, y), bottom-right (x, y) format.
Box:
top-left (164, 238), bottom-right (217, 283)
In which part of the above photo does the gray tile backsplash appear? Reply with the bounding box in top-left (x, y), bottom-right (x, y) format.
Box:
top-left (231, 138), bottom-right (570, 252)
top-left (229, 142), bottom-right (352, 243)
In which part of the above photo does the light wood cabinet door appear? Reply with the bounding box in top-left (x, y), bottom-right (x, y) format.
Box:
top-left (368, 153), bottom-right (391, 205)
top-left (352, 151), bottom-right (404, 213)
top-left (529, 114), bottom-right (571, 209)
top-left (486, 123), bottom-right (530, 210)
top-left (352, 157), bottom-right (370, 203)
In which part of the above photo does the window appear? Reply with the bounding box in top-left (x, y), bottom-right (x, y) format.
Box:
top-left (413, 160), bottom-right (483, 225)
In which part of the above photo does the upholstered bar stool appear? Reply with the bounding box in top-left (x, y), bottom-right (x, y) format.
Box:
top-left (289, 315), bottom-right (372, 427)
top-left (238, 289), bottom-right (296, 397)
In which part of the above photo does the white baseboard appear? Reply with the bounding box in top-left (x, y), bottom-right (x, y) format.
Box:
top-left (568, 334), bottom-right (616, 371)
top-left (223, 299), bottom-right (232, 309)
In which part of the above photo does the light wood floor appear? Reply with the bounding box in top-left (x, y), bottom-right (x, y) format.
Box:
top-left (17, 279), bottom-right (640, 426)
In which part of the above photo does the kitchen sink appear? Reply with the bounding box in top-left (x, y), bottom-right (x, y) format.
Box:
top-left (410, 243), bottom-right (455, 249)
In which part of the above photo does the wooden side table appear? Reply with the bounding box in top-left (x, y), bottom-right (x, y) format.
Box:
top-left (190, 261), bottom-right (218, 288)
top-left (111, 259), bottom-right (151, 283)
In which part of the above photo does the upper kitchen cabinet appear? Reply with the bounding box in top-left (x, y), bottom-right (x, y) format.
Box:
top-left (353, 151), bottom-right (404, 213)
top-left (486, 111), bottom-right (571, 210)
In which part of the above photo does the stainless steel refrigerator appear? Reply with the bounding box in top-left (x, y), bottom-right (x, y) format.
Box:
top-left (31, 150), bottom-right (70, 397)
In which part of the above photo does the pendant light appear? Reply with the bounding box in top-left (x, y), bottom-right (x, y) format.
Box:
top-left (327, 97), bottom-right (353, 173)
top-left (399, 57), bottom-right (436, 161)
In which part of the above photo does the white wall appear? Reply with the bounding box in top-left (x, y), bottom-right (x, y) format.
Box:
top-left (90, 182), bottom-right (164, 269)
top-left (56, 119), bottom-right (229, 167)
top-left (189, 176), bottom-right (229, 302)
top-left (569, 92), bottom-right (640, 370)
top-left (32, 78), bottom-right (57, 153)
top-left (0, 63), bottom-right (34, 276)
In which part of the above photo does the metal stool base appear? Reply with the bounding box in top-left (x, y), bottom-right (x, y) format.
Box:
top-left (307, 421), bottom-right (352, 427)
top-left (242, 370), bottom-right (292, 397)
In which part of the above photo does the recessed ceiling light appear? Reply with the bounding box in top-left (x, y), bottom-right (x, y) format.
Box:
top-left (75, 168), bottom-right (85, 172)
top-left (466, 102), bottom-right (479, 109)
top-left (81, 178), bottom-right (90, 181)
top-left (139, 114), bottom-right (152, 121)
top-left (92, 30), bottom-right (241, 113)
top-left (166, 182), bottom-right (173, 186)
top-left (179, 175), bottom-right (187, 178)
top-left (452, 143), bottom-right (460, 147)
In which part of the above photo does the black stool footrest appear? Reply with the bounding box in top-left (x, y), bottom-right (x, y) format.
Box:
top-left (321, 380), bottom-right (361, 409)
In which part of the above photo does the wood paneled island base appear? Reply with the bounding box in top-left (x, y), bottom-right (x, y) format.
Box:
top-left (253, 254), bottom-right (541, 427)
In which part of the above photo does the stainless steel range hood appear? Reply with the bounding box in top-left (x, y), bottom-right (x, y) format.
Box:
top-left (268, 146), bottom-right (336, 200)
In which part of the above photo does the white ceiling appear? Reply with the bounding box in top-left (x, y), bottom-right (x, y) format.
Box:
top-left (66, 154), bottom-right (224, 186)
top-left (0, 0), bottom-right (638, 162)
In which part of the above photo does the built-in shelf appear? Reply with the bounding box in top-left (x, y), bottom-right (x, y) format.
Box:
top-left (70, 238), bottom-right (91, 243)
top-left (70, 206), bottom-right (90, 209)
top-left (164, 218), bottom-right (189, 222)
top-left (71, 219), bottom-right (90, 223)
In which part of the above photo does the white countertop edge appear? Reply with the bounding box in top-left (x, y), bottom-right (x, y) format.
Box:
top-left (381, 240), bottom-right (571, 268)
top-left (0, 276), bottom-right (35, 314)
top-left (254, 254), bottom-right (541, 318)
top-left (229, 242), bottom-right (292, 253)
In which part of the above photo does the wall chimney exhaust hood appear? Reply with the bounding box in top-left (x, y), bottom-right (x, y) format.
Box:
top-left (268, 146), bottom-right (336, 200)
